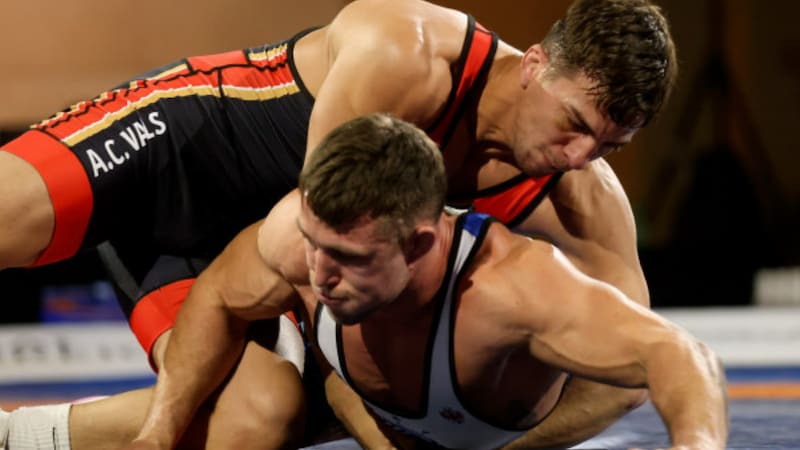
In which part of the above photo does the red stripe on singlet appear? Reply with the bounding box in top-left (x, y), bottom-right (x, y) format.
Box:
top-left (130, 278), bottom-right (302, 371)
top-left (2, 131), bottom-right (94, 266)
top-left (187, 49), bottom-right (249, 69)
top-left (38, 47), bottom-right (295, 142)
top-left (130, 278), bottom-right (196, 370)
top-left (427, 22), bottom-right (493, 145)
top-left (472, 176), bottom-right (555, 225)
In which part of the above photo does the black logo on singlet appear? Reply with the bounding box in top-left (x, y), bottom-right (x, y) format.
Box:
top-left (382, 415), bottom-right (436, 444)
top-left (439, 407), bottom-right (465, 424)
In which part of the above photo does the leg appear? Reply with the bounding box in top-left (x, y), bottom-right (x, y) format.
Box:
top-left (0, 393), bottom-right (144, 450)
top-left (0, 150), bottom-right (55, 268)
top-left (3, 316), bottom-right (306, 450)
top-left (69, 389), bottom-right (153, 450)
top-left (203, 332), bottom-right (306, 449)
top-left (112, 251), bottom-right (308, 448)
top-left (151, 317), bottom-right (307, 449)
top-left (1, 124), bottom-right (108, 270)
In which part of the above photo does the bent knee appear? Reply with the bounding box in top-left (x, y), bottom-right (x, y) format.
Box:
top-left (242, 360), bottom-right (306, 434)
top-left (211, 359), bottom-right (306, 449)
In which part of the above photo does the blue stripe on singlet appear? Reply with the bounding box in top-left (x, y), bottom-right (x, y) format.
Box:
top-left (463, 212), bottom-right (490, 236)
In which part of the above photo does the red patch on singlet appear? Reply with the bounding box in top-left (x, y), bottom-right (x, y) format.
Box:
top-left (2, 130), bottom-right (94, 266)
top-left (472, 176), bottom-right (555, 225)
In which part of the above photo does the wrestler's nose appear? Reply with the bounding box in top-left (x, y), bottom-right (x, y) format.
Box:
top-left (310, 249), bottom-right (341, 290)
top-left (563, 135), bottom-right (597, 169)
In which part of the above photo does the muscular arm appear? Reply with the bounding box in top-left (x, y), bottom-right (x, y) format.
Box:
top-left (516, 160), bottom-right (649, 305)
top-left (131, 200), bottom-right (302, 448)
top-left (503, 160), bottom-right (650, 449)
top-left (322, 360), bottom-right (400, 450)
top-left (503, 239), bottom-right (728, 449)
top-left (325, 368), bottom-right (441, 450)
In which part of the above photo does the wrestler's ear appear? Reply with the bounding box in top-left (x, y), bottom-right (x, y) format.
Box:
top-left (403, 226), bottom-right (435, 266)
top-left (521, 44), bottom-right (549, 87)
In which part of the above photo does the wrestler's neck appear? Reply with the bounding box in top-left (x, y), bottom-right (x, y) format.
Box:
top-left (470, 51), bottom-right (522, 157)
top-left (366, 213), bottom-right (457, 324)
top-left (441, 53), bottom-right (524, 192)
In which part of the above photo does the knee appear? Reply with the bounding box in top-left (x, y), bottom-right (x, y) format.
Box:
top-left (244, 361), bottom-right (306, 447)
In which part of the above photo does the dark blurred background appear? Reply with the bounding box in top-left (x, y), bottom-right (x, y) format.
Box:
top-left (1, 0), bottom-right (798, 322)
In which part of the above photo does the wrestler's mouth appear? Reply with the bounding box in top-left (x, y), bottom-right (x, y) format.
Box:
top-left (543, 152), bottom-right (568, 173)
top-left (314, 288), bottom-right (346, 305)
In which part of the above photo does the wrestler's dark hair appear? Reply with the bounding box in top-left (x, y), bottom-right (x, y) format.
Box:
top-left (541, 0), bottom-right (677, 128)
top-left (299, 113), bottom-right (447, 242)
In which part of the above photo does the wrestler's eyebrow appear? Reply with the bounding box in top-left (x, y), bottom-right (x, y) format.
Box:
top-left (566, 104), bottom-right (631, 148)
top-left (566, 104), bottom-right (596, 136)
top-left (295, 218), bottom-right (311, 242)
top-left (294, 217), bottom-right (370, 258)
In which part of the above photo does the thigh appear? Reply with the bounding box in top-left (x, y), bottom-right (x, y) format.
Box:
top-left (202, 317), bottom-right (306, 450)
top-left (150, 318), bottom-right (307, 449)
top-left (0, 148), bottom-right (56, 268)
top-left (99, 241), bottom-right (308, 449)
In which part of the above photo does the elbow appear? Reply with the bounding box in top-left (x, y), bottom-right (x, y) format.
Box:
top-left (688, 339), bottom-right (727, 389)
top-left (698, 341), bottom-right (729, 401)
top-left (702, 342), bottom-right (726, 379)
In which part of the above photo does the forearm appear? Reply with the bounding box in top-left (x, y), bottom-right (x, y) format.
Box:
top-left (136, 286), bottom-right (249, 447)
top-left (324, 372), bottom-right (398, 450)
top-left (501, 377), bottom-right (646, 449)
top-left (649, 340), bottom-right (728, 448)
top-left (132, 221), bottom-right (295, 447)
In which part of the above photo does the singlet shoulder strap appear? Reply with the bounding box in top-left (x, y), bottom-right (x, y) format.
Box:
top-left (426, 15), bottom-right (497, 148)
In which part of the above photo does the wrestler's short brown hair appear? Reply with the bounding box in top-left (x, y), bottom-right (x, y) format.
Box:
top-left (299, 113), bottom-right (447, 241)
top-left (541, 0), bottom-right (677, 128)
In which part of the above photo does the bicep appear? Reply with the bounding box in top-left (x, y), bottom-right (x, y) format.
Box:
top-left (198, 210), bottom-right (299, 320)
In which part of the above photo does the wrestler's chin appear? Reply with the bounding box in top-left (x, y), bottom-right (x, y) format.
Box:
top-left (325, 303), bottom-right (374, 326)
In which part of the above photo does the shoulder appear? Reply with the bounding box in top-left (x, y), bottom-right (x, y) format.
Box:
top-left (524, 159), bottom-right (636, 242)
top-left (307, 0), bottom-right (474, 136)
top-left (513, 159), bottom-right (649, 303)
top-left (554, 159), bottom-right (638, 249)
top-left (327, 1), bottom-right (467, 93)
top-left (464, 220), bottom-right (623, 344)
top-left (257, 191), bottom-right (310, 287)
top-left (461, 222), bottom-right (570, 330)
top-left (480, 222), bottom-right (576, 291)
top-left (328, 0), bottom-right (464, 58)
top-left (555, 159), bottom-right (629, 208)
top-left (329, 0), bottom-right (466, 42)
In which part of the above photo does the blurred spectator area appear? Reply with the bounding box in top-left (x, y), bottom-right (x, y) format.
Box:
top-left (1, 0), bottom-right (799, 317)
